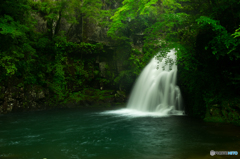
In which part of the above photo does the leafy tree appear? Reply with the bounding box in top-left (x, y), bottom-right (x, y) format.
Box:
top-left (0, 0), bottom-right (36, 76)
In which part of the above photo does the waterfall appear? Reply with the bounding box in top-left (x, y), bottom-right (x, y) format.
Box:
top-left (127, 49), bottom-right (184, 115)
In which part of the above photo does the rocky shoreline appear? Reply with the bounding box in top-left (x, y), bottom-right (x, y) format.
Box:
top-left (0, 85), bottom-right (128, 114)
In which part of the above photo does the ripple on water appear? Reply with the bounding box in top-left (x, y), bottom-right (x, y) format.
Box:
top-left (8, 141), bottom-right (20, 145)
top-left (24, 135), bottom-right (40, 138)
top-left (0, 153), bottom-right (19, 158)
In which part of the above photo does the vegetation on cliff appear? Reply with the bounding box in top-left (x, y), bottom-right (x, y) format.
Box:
top-left (0, 0), bottom-right (121, 113)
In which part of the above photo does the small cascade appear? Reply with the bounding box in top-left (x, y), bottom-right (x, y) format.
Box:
top-left (127, 49), bottom-right (184, 115)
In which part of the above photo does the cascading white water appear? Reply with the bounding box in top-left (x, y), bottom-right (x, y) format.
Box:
top-left (127, 49), bottom-right (184, 115)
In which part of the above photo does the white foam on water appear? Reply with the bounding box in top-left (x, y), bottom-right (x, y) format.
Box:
top-left (99, 108), bottom-right (184, 118)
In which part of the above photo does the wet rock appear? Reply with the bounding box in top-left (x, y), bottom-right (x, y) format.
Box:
top-left (7, 97), bottom-right (15, 103)
top-left (12, 101), bottom-right (24, 112)
top-left (0, 85), bottom-right (49, 114)
top-left (19, 93), bottom-right (24, 99)
top-left (16, 100), bottom-right (20, 108)
top-left (32, 101), bottom-right (37, 108)
top-left (37, 91), bottom-right (45, 99)
top-left (99, 62), bottom-right (106, 77)
top-left (30, 90), bottom-right (37, 99)
top-left (8, 93), bottom-right (13, 99)
top-left (7, 103), bottom-right (13, 112)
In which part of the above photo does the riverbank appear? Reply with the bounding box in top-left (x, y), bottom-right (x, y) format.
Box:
top-left (0, 86), bottom-right (128, 115)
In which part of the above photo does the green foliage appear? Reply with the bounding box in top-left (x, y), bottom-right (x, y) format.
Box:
top-left (65, 88), bottom-right (114, 105)
top-left (232, 26), bottom-right (240, 38)
top-left (0, 0), bottom-right (35, 76)
top-left (107, 0), bottom-right (161, 41)
top-left (196, 16), bottom-right (240, 60)
top-left (176, 0), bottom-right (240, 119)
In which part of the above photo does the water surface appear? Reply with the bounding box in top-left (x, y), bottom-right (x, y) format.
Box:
top-left (0, 108), bottom-right (239, 159)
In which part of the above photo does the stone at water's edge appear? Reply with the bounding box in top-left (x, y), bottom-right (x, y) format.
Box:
top-left (0, 86), bottom-right (49, 114)
top-left (127, 49), bottom-right (184, 115)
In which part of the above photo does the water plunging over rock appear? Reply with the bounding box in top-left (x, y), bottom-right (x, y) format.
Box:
top-left (127, 49), bottom-right (184, 115)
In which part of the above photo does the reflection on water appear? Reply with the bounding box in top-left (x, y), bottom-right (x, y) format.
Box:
top-left (0, 108), bottom-right (239, 159)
